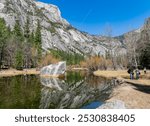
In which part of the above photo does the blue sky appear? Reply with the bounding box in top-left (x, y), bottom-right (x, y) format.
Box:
top-left (39, 0), bottom-right (150, 36)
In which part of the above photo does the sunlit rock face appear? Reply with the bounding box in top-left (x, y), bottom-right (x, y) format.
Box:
top-left (39, 76), bottom-right (117, 109)
top-left (0, 0), bottom-right (126, 56)
top-left (40, 61), bottom-right (66, 77)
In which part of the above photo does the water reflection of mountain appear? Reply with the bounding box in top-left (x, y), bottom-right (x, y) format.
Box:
top-left (40, 72), bottom-right (118, 109)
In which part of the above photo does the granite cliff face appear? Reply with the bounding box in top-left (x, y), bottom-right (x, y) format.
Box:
top-left (0, 0), bottom-right (126, 56)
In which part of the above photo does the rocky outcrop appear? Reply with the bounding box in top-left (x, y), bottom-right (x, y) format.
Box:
top-left (0, 0), bottom-right (126, 56)
top-left (40, 61), bottom-right (66, 77)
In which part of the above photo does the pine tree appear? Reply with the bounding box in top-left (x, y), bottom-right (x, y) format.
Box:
top-left (0, 18), bottom-right (8, 69)
top-left (7, 25), bottom-right (11, 36)
top-left (13, 20), bottom-right (24, 41)
top-left (34, 20), bottom-right (42, 47)
top-left (0, 18), bottom-right (8, 46)
top-left (24, 16), bottom-right (30, 39)
top-left (29, 31), bottom-right (34, 44)
top-left (15, 50), bottom-right (23, 70)
top-left (34, 20), bottom-right (42, 63)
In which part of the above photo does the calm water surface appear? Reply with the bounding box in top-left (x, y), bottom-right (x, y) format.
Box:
top-left (0, 72), bottom-right (117, 109)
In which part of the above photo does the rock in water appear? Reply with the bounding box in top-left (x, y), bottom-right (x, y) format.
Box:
top-left (40, 61), bottom-right (66, 77)
top-left (97, 100), bottom-right (126, 109)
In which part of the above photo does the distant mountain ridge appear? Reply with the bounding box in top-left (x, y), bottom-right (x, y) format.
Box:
top-left (0, 0), bottom-right (150, 58)
top-left (0, 0), bottom-right (149, 57)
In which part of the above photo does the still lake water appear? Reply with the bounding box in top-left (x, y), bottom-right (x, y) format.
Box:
top-left (0, 71), bottom-right (117, 109)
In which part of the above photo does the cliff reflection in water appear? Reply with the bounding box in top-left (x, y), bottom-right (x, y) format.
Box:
top-left (40, 72), bottom-right (116, 109)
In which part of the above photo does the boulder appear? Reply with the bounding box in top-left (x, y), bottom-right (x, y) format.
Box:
top-left (97, 100), bottom-right (126, 109)
top-left (40, 61), bottom-right (66, 77)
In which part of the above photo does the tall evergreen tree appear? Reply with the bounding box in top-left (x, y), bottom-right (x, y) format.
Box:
top-left (29, 31), bottom-right (34, 44)
top-left (0, 18), bottom-right (8, 45)
top-left (13, 20), bottom-right (24, 41)
top-left (34, 20), bottom-right (42, 63)
top-left (7, 25), bottom-right (11, 36)
top-left (15, 50), bottom-right (23, 70)
top-left (24, 16), bottom-right (30, 39)
top-left (34, 20), bottom-right (42, 47)
top-left (0, 18), bottom-right (8, 69)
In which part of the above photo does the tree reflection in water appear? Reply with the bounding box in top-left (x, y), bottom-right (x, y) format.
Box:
top-left (0, 72), bottom-right (118, 109)
top-left (40, 71), bottom-right (117, 109)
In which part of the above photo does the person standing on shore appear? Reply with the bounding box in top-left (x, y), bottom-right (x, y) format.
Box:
top-left (135, 68), bottom-right (140, 80)
top-left (128, 67), bottom-right (134, 80)
top-left (144, 67), bottom-right (147, 74)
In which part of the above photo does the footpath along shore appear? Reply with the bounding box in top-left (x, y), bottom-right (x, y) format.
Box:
top-left (94, 70), bottom-right (150, 109)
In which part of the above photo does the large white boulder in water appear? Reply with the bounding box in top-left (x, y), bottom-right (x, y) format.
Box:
top-left (40, 61), bottom-right (66, 77)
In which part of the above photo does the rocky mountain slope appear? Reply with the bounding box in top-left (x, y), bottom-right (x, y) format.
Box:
top-left (116, 17), bottom-right (150, 47)
top-left (0, 0), bottom-right (127, 56)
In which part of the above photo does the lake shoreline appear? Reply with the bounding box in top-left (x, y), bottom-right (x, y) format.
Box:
top-left (1, 69), bottom-right (150, 109)
top-left (95, 70), bottom-right (150, 109)
top-left (0, 67), bottom-right (88, 78)
top-left (0, 69), bottom-right (40, 77)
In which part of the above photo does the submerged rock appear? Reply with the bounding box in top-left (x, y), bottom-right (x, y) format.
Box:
top-left (97, 100), bottom-right (126, 109)
top-left (40, 61), bottom-right (66, 77)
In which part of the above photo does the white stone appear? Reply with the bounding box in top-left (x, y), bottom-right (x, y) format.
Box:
top-left (40, 61), bottom-right (66, 76)
top-left (97, 100), bottom-right (126, 109)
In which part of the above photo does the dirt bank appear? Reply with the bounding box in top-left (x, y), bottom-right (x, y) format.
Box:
top-left (94, 70), bottom-right (150, 109)
top-left (107, 82), bottom-right (150, 109)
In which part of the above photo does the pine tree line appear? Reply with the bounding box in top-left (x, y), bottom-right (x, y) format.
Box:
top-left (49, 49), bottom-right (85, 65)
top-left (0, 17), bottom-right (42, 70)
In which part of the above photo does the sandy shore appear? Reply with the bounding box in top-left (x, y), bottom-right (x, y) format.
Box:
top-left (94, 70), bottom-right (150, 109)
top-left (0, 69), bottom-right (40, 77)
top-left (107, 82), bottom-right (150, 109)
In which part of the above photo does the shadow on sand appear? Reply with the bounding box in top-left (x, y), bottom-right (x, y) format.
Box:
top-left (130, 83), bottom-right (150, 94)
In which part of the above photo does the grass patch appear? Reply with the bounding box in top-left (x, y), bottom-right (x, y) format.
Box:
top-left (94, 70), bottom-right (150, 85)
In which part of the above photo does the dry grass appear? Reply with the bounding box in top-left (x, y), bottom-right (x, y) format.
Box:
top-left (0, 69), bottom-right (40, 77)
top-left (94, 70), bottom-right (128, 79)
top-left (94, 70), bottom-right (150, 85)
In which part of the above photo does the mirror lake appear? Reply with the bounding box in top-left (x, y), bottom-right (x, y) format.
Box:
top-left (0, 71), bottom-right (118, 109)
